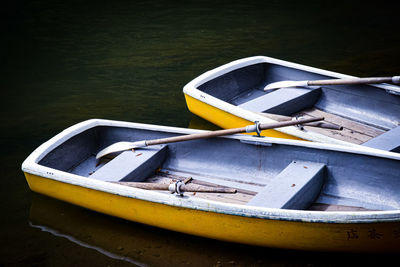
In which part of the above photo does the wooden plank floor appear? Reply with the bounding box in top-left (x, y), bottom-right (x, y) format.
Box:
top-left (116, 172), bottom-right (376, 211)
top-left (292, 108), bottom-right (386, 144)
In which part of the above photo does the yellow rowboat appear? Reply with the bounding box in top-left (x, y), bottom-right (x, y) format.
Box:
top-left (183, 56), bottom-right (400, 152)
top-left (22, 119), bottom-right (400, 252)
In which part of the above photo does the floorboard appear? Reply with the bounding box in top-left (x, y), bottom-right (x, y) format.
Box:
top-left (292, 108), bottom-right (385, 144)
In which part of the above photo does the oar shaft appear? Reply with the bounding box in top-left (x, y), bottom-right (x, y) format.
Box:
top-left (258, 112), bottom-right (342, 130)
top-left (308, 77), bottom-right (398, 86)
top-left (113, 182), bottom-right (236, 193)
top-left (146, 116), bottom-right (324, 146)
top-left (303, 121), bottom-right (343, 130)
top-left (96, 117), bottom-right (325, 159)
top-left (258, 116), bottom-right (323, 130)
top-left (146, 127), bottom-right (246, 146)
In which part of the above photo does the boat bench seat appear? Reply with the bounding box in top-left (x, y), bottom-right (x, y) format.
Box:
top-left (89, 145), bottom-right (167, 182)
top-left (248, 160), bottom-right (325, 209)
top-left (362, 126), bottom-right (400, 152)
top-left (238, 87), bottom-right (321, 115)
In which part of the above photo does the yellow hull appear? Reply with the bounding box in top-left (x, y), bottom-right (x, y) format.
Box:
top-left (184, 94), bottom-right (303, 140)
top-left (25, 173), bottom-right (400, 252)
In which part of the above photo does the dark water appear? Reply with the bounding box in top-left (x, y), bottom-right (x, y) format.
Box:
top-left (1, 0), bottom-right (399, 266)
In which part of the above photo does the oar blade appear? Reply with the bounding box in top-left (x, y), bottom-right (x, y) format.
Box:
top-left (96, 141), bottom-right (145, 159)
top-left (264, 80), bottom-right (308, 90)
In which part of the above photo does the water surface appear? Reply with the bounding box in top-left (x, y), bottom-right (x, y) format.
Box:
top-left (2, 0), bottom-right (399, 266)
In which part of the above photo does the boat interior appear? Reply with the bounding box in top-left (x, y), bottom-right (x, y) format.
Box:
top-left (37, 124), bottom-right (400, 212)
top-left (197, 62), bottom-right (400, 152)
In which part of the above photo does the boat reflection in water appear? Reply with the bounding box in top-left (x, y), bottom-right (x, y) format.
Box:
top-left (29, 194), bottom-right (284, 266)
top-left (29, 222), bottom-right (144, 266)
top-left (30, 194), bottom-right (251, 266)
top-left (29, 194), bottom-right (398, 266)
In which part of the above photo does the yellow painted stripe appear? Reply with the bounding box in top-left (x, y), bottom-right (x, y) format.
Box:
top-left (25, 173), bottom-right (400, 252)
top-left (184, 94), bottom-right (302, 140)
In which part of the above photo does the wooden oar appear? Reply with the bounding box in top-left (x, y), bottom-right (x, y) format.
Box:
top-left (264, 76), bottom-right (400, 92)
top-left (96, 116), bottom-right (324, 159)
top-left (112, 181), bottom-right (237, 193)
top-left (258, 113), bottom-right (343, 130)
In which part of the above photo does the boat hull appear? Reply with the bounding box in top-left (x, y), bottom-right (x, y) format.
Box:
top-left (183, 56), bottom-right (400, 148)
top-left (25, 172), bottom-right (400, 252)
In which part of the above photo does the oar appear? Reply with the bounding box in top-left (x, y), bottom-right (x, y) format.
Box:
top-left (112, 181), bottom-right (237, 194)
top-left (96, 116), bottom-right (324, 159)
top-left (264, 76), bottom-right (400, 92)
top-left (258, 112), bottom-right (343, 130)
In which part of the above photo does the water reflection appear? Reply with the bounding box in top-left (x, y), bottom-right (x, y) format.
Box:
top-left (29, 222), bottom-right (145, 266)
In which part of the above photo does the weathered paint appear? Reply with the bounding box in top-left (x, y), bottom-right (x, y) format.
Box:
top-left (363, 125), bottom-right (400, 152)
top-left (25, 173), bottom-right (400, 252)
top-left (248, 160), bottom-right (325, 209)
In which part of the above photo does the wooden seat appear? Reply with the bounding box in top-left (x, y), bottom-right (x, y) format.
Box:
top-left (247, 160), bottom-right (325, 210)
top-left (362, 126), bottom-right (400, 152)
top-left (238, 87), bottom-right (321, 115)
top-left (90, 145), bottom-right (167, 182)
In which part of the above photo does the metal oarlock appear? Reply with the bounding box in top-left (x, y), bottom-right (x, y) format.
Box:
top-left (168, 180), bottom-right (184, 196)
top-left (245, 121), bottom-right (261, 136)
top-left (292, 116), bottom-right (304, 130)
top-left (255, 121), bottom-right (261, 136)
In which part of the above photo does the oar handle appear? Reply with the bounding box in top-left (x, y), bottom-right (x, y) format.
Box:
top-left (257, 112), bottom-right (342, 130)
top-left (146, 116), bottom-right (324, 146)
top-left (308, 76), bottom-right (400, 86)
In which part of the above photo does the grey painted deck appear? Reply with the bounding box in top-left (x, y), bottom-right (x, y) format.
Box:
top-left (38, 124), bottom-right (400, 211)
